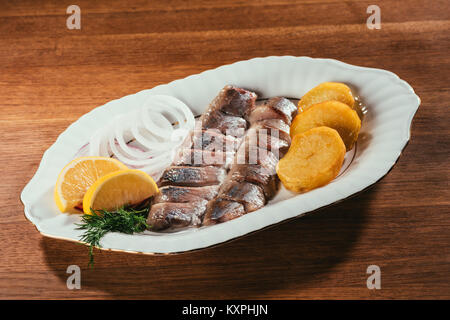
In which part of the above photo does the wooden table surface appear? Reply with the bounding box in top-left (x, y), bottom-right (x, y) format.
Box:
top-left (1, 0), bottom-right (449, 300)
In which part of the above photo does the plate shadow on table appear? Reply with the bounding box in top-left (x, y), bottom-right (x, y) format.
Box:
top-left (41, 185), bottom-right (377, 299)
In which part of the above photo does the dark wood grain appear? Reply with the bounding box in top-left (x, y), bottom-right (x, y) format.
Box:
top-left (0, 0), bottom-right (449, 299)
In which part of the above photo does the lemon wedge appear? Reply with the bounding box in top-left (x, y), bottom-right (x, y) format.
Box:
top-left (54, 157), bottom-right (128, 213)
top-left (82, 169), bottom-right (159, 214)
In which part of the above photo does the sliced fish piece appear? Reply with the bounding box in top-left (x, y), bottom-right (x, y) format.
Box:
top-left (202, 111), bottom-right (247, 138)
top-left (243, 128), bottom-right (290, 158)
top-left (234, 142), bottom-right (280, 169)
top-left (202, 198), bottom-right (246, 225)
top-left (200, 85), bottom-right (257, 138)
top-left (158, 166), bottom-right (226, 187)
top-left (174, 148), bottom-right (235, 168)
top-left (250, 97), bottom-right (297, 125)
top-left (203, 85), bottom-right (257, 120)
top-left (251, 119), bottom-right (291, 145)
top-left (229, 164), bottom-right (279, 199)
top-left (149, 86), bottom-right (258, 231)
top-left (191, 129), bottom-right (240, 152)
top-left (147, 200), bottom-right (208, 230)
top-left (219, 180), bottom-right (266, 212)
top-left (154, 185), bottom-right (219, 203)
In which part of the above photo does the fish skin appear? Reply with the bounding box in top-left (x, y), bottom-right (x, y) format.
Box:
top-left (249, 97), bottom-right (297, 125)
top-left (228, 164), bottom-right (279, 199)
top-left (219, 180), bottom-right (266, 212)
top-left (249, 105), bottom-right (288, 126)
top-left (158, 166), bottom-right (226, 187)
top-left (202, 111), bottom-right (248, 138)
top-left (149, 86), bottom-right (258, 231)
top-left (243, 128), bottom-right (290, 158)
top-left (173, 148), bottom-right (235, 168)
top-left (202, 198), bottom-right (246, 225)
top-left (191, 129), bottom-right (240, 152)
top-left (200, 86), bottom-right (258, 138)
top-left (251, 118), bottom-right (291, 145)
top-left (147, 200), bottom-right (208, 230)
top-left (201, 95), bottom-right (295, 226)
top-left (205, 85), bottom-right (257, 120)
top-left (154, 185), bottom-right (219, 203)
top-left (229, 133), bottom-right (281, 200)
top-left (233, 142), bottom-right (280, 170)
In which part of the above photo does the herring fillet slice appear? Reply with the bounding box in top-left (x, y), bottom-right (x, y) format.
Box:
top-left (158, 166), bottom-right (226, 187)
top-left (191, 129), bottom-right (240, 152)
top-left (219, 180), bottom-right (266, 212)
top-left (154, 185), bottom-right (219, 203)
top-left (147, 86), bottom-right (257, 230)
top-left (203, 97), bottom-right (297, 225)
top-left (148, 201), bottom-right (208, 230)
top-left (203, 198), bottom-right (246, 224)
top-left (249, 97), bottom-right (298, 125)
top-left (173, 149), bottom-right (235, 169)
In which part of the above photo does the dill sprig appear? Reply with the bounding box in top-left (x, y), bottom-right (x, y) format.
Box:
top-left (76, 203), bottom-right (150, 267)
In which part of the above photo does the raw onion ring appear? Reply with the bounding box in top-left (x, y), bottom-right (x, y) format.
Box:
top-left (83, 95), bottom-right (194, 179)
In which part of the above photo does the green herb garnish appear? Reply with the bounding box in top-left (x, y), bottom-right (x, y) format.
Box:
top-left (76, 203), bottom-right (150, 267)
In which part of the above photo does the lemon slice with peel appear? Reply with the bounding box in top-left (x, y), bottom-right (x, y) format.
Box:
top-left (54, 157), bottom-right (128, 213)
top-left (82, 169), bottom-right (159, 214)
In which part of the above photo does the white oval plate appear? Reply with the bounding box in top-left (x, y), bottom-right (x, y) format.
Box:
top-left (21, 56), bottom-right (420, 254)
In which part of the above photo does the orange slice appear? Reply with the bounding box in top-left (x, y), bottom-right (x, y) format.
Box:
top-left (82, 169), bottom-right (159, 214)
top-left (54, 157), bottom-right (128, 213)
